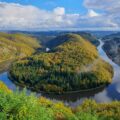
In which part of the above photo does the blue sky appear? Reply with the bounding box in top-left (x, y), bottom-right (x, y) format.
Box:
top-left (0, 0), bottom-right (119, 31)
top-left (0, 0), bottom-right (86, 14)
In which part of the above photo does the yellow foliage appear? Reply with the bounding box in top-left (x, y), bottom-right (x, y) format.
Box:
top-left (10, 33), bottom-right (113, 92)
top-left (38, 97), bottom-right (75, 120)
top-left (79, 99), bottom-right (97, 112)
top-left (0, 81), bottom-right (11, 93)
top-left (55, 112), bottom-right (66, 120)
top-left (53, 102), bottom-right (73, 118)
top-left (0, 32), bottom-right (40, 62)
top-left (38, 97), bottom-right (53, 107)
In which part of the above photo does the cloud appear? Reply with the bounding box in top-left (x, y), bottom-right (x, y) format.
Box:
top-left (84, 0), bottom-right (120, 13)
top-left (53, 7), bottom-right (65, 15)
top-left (87, 9), bottom-right (100, 17)
top-left (0, 1), bottom-right (120, 30)
top-left (84, 0), bottom-right (120, 29)
top-left (0, 2), bottom-right (77, 30)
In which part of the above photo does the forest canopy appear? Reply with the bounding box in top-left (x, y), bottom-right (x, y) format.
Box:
top-left (0, 81), bottom-right (120, 120)
top-left (10, 34), bottom-right (113, 93)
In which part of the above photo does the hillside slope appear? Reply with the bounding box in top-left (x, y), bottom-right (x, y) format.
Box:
top-left (0, 81), bottom-right (120, 120)
top-left (10, 34), bottom-right (113, 93)
top-left (45, 32), bottom-right (99, 48)
top-left (75, 32), bottom-right (99, 46)
top-left (0, 32), bottom-right (40, 63)
top-left (103, 32), bottom-right (120, 65)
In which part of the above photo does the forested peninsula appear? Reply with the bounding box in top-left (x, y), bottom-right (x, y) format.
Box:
top-left (9, 34), bottom-right (113, 93)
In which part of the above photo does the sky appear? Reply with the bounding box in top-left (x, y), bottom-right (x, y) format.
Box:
top-left (0, 0), bottom-right (120, 31)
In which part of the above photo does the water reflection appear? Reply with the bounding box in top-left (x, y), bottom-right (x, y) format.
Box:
top-left (0, 72), bottom-right (16, 91)
top-left (94, 39), bottom-right (120, 103)
top-left (0, 39), bottom-right (120, 107)
top-left (41, 86), bottom-right (105, 102)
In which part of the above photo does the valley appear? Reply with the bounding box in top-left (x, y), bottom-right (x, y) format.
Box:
top-left (0, 0), bottom-right (120, 119)
top-left (0, 31), bottom-right (120, 120)
top-left (9, 33), bottom-right (113, 93)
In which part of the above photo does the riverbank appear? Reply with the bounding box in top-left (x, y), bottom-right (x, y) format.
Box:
top-left (0, 82), bottom-right (120, 120)
top-left (0, 39), bottom-right (120, 106)
top-left (9, 34), bottom-right (113, 93)
top-left (9, 73), bottom-right (107, 94)
top-left (0, 58), bottom-right (14, 74)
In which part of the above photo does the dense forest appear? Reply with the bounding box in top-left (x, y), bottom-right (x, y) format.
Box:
top-left (0, 81), bottom-right (120, 120)
top-left (10, 34), bottom-right (113, 93)
top-left (0, 32), bottom-right (40, 62)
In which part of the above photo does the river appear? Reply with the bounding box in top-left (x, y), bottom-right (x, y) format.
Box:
top-left (0, 39), bottom-right (120, 107)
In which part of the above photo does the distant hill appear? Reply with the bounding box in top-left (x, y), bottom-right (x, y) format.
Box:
top-left (45, 32), bottom-right (99, 48)
top-left (76, 32), bottom-right (99, 46)
top-left (103, 32), bottom-right (120, 65)
top-left (10, 34), bottom-right (113, 93)
top-left (90, 31), bottom-right (117, 38)
top-left (8, 31), bottom-right (99, 47)
top-left (0, 32), bottom-right (40, 62)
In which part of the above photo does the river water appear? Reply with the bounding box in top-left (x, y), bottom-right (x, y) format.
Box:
top-left (0, 39), bottom-right (120, 107)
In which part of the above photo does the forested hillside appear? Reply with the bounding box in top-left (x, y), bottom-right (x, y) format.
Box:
top-left (0, 81), bottom-right (120, 120)
top-left (103, 32), bottom-right (120, 65)
top-left (0, 32), bottom-right (40, 62)
top-left (10, 34), bottom-right (113, 93)
top-left (33, 31), bottom-right (99, 47)
top-left (75, 32), bottom-right (99, 46)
